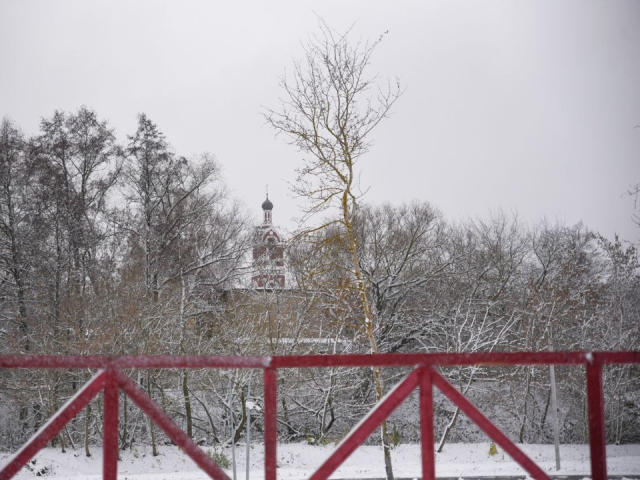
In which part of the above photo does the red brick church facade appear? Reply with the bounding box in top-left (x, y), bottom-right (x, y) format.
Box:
top-left (251, 195), bottom-right (285, 289)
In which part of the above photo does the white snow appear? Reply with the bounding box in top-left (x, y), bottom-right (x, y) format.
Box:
top-left (1, 442), bottom-right (639, 479)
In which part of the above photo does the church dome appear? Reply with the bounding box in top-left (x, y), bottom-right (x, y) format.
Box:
top-left (262, 196), bottom-right (273, 211)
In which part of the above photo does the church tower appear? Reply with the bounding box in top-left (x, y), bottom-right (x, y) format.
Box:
top-left (251, 195), bottom-right (285, 289)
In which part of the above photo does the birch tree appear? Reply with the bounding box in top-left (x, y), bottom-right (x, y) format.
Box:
top-left (264, 19), bottom-right (402, 479)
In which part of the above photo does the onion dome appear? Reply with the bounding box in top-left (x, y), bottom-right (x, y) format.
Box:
top-left (262, 196), bottom-right (273, 211)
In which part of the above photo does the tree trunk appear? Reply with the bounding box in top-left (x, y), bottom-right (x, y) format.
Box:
top-left (343, 194), bottom-right (393, 480)
top-left (519, 367), bottom-right (531, 443)
top-left (20, 405), bottom-right (29, 437)
top-left (539, 388), bottom-right (552, 438)
top-left (320, 370), bottom-right (336, 439)
top-left (234, 390), bottom-right (247, 444)
top-left (437, 407), bottom-right (460, 453)
top-left (183, 369), bottom-right (193, 439)
top-left (147, 372), bottom-right (158, 456)
top-left (59, 430), bottom-right (66, 453)
top-left (191, 391), bottom-right (219, 443)
top-left (279, 377), bottom-right (296, 437)
top-left (85, 403), bottom-right (92, 457)
top-left (437, 367), bottom-right (478, 452)
top-left (120, 393), bottom-right (128, 450)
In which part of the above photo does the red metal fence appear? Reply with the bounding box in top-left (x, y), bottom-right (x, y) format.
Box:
top-left (1, 351), bottom-right (639, 480)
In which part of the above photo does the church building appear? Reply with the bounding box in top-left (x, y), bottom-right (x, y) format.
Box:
top-left (214, 194), bottom-right (344, 354)
top-left (251, 195), bottom-right (286, 289)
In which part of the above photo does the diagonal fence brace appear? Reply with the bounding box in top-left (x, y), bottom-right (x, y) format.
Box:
top-left (309, 367), bottom-right (421, 480)
top-left (116, 370), bottom-right (231, 480)
top-left (431, 369), bottom-right (552, 480)
top-left (0, 371), bottom-right (107, 480)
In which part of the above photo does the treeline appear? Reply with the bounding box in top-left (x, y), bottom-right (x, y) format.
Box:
top-left (0, 108), bottom-right (251, 453)
top-left (0, 107), bottom-right (249, 353)
top-left (287, 203), bottom-right (640, 448)
top-left (0, 108), bottom-right (639, 455)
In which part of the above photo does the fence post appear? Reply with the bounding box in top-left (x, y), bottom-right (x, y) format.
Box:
top-left (420, 366), bottom-right (435, 480)
top-left (103, 368), bottom-right (119, 480)
top-left (264, 367), bottom-right (277, 480)
top-left (586, 360), bottom-right (607, 480)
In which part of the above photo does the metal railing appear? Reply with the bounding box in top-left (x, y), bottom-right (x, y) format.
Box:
top-left (1, 351), bottom-right (638, 480)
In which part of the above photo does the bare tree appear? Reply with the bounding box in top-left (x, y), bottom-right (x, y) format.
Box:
top-left (429, 212), bottom-right (528, 451)
top-left (264, 19), bottom-right (402, 479)
top-left (356, 201), bottom-right (449, 353)
top-left (628, 182), bottom-right (640, 234)
top-left (0, 118), bottom-right (37, 352)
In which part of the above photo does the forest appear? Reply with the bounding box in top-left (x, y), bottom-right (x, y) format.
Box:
top-left (0, 107), bottom-right (638, 459)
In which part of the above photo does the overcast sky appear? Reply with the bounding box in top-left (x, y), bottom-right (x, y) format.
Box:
top-left (1, 1), bottom-right (639, 243)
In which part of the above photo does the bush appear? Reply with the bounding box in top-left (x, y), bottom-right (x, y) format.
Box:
top-left (206, 449), bottom-right (231, 469)
top-left (488, 442), bottom-right (498, 456)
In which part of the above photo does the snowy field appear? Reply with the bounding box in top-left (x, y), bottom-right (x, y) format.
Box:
top-left (2, 443), bottom-right (639, 479)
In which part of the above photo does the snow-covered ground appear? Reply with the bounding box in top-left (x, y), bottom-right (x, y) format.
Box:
top-left (2, 442), bottom-right (639, 479)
